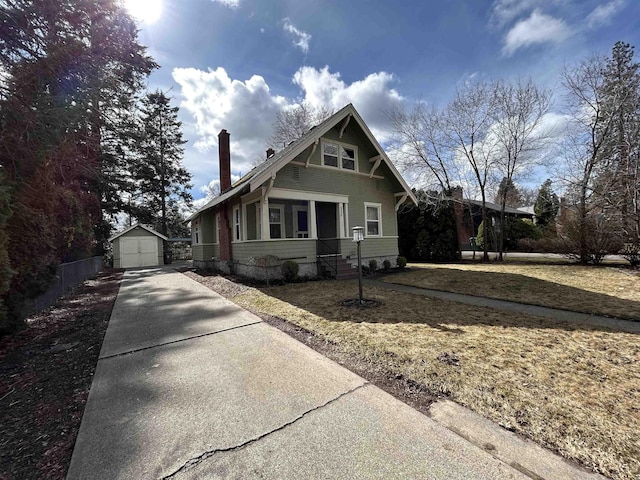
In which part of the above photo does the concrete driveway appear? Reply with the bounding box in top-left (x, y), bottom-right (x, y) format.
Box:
top-left (67, 267), bottom-right (529, 480)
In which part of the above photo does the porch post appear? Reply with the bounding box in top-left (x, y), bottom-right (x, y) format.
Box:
top-left (261, 196), bottom-right (270, 240)
top-left (338, 203), bottom-right (346, 238)
top-left (309, 200), bottom-right (317, 239)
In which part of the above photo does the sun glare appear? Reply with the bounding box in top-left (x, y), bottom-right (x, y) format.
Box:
top-left (124, 0), bottom-right (163, 24)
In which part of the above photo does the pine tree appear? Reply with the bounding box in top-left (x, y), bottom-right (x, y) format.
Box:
top-left (133, 90), bottom-right (192, 237)
top-left (534, 179), bottom-right (559, 227)
top-left (494, 177), bottom-right (523, 208)
top-left (597, 41), bottom-right (640, 243)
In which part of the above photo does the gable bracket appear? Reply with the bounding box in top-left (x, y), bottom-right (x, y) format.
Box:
top-left (369, 155), bottom-right (383, 178)
top-left (339, 114), bottom-right (351, 138)
top-left (394, 192), bottom-right (408, 211)
top-left (305, 139), bottom-right (319, 168)
top-left (263, 172), bottom-right (276, 200)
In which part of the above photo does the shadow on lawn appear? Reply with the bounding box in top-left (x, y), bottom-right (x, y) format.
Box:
top-left (256, 273), bottom-right (639, 334)
top-left (382, 267), bottom-right (640, 322)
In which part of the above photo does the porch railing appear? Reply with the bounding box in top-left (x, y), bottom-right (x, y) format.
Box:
top-left (316, 238), bottom-right (340, 278)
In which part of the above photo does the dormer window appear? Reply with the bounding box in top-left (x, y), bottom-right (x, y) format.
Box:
top-left (322, 141), bottom-right (357, 171)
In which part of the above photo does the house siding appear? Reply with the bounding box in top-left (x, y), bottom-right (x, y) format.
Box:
top-left (273, 161), bottom-right (398, 236)
top-left (233, 239), bottom-right (316, 263)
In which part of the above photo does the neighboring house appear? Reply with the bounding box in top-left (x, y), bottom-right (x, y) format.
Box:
top-left (187, 103), bottom-right (417, 280)
top-left (109, 223), bottom-right (167, 268)
top-left (451, 187), bottom-right (534, 250)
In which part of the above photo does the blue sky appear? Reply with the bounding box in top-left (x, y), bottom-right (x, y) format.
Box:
top-left (128, 0), bottom-right (640, 207)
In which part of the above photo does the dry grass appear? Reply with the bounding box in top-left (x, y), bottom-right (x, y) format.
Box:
top-left (220, 279), bottom-right (640, 480)
top-left (384, 263), bottom-right (640, 321)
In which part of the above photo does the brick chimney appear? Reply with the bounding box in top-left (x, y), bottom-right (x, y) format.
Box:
top-left (218, 129), bottom-right (231, 192)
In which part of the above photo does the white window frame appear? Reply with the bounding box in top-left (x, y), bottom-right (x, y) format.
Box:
top-left (256, 204), bottom-right (262, 240)
top-left (193, 219), bottom-right (201, 245)
top-left (268, 204), bottom-right (285, 239)
top-left (364, 202), bottom-right (382, 237)
top-left (321, 140), bottom-right (358, 172)
top-left (233, 206), bottom-right (242, 242)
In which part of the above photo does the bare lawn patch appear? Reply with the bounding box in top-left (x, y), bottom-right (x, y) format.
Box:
top-left (386, 263), bottom-right (640, 321)
top-left (187, 272), bottom-right (640, 480)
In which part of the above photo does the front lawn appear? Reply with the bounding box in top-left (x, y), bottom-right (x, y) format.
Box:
top-left (385, 263), bottom-right (640, 321)
top-left (187, 272), bottom-right (639, 480)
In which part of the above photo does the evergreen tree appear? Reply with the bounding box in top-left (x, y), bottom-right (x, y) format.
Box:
top-left (398, 189), bottom-right (459, 262)
top-left (0, 0), bottom-right (155, 331)
top-left (534, 179), bottom-right (560, 227)
top-left (133, 90), bottom-right (192, 237)
top-left (494, 177), bottom-right (522, 208)
top-left (596, 41), bottom-right (640, 243)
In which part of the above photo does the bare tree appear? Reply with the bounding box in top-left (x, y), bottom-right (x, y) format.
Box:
top-left (388, 103), bottom-right (454, 195)
top-left (558, 55), bottom-right (623, 263)
top-left (492, 78), bottom-right (552, 260)
top-left (268, 102), bottom-right (333, 150)
top-left (444, 81), bottom-right (499, 261)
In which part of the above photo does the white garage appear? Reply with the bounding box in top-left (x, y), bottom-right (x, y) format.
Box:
top-left (109, 223), bottom-right (167, 268)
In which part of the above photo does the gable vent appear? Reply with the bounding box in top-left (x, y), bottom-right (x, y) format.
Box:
top-left (292, 166), bottom-right (301, 180)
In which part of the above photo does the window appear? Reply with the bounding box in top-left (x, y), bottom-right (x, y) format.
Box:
top-left (269, 205), bottom-right (284, 239)
top-left (365, 203), bottom-right (382, 237)
top-left (193, 219), bottom-right (200, 244)
top-left (341, 146), bottom-right (355, 170)
top-left (322, 141), bottom-right (357, 171)
top-left (233, 207), bottom-right (242, 241)
top-left (322, 142), bottom-right (338, 167)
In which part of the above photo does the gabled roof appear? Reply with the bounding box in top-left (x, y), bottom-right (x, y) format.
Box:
top-left (186, 103), bottom-right (417, 221)
top-left (108, 223), bottom-right (168, 242)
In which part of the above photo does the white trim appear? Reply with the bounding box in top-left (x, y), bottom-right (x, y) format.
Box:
top-left (214, 213), bottom-right (220, 244)
top-left (269, 187), bottom-right (349, 204)
top-left (364, 202), bottom-right (383, 237)
top-left (309, 200), bottom-right (317, 239)
top-left (305, 139), bottom-right (319, 167)
top-left (193, 219), bottom-right (201, 245)
top-left (108, 222), bottom-right (168, 242)
top-left (233, 206), bottom-right (242, 242)
top-left (320, 139), bottom-right (358, 172)
top-left (292, 205), bottom-right (309, 238)
top-left (290, 161), bottom-right (384, 179)
top-left (268, 204), bottom-right (285, 239)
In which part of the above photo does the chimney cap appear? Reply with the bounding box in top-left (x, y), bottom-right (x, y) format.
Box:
top-left (266, 148), bottom-right (275, 158)
top-left (219, 129), bottom-right (229, 135)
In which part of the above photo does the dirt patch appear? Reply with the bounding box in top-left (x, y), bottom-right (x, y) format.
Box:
top-left (0, 269), bottom-right (123, 480)
top-left (182, 270), bottom-right (438, 417)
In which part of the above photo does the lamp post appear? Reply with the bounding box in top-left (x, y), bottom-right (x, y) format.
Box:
top-left (352, 226), bottom-right (364, 304)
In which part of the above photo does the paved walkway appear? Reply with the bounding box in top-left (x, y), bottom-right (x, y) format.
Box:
top-left (67, 267), bottom-right (529, 479)
top-left (364, 279), bottom-right (640, 334)
top-left (67, 267), bottom-right (608, 479)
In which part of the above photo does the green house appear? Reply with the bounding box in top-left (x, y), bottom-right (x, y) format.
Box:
top-left (187, 104), bottom-right (417, 280)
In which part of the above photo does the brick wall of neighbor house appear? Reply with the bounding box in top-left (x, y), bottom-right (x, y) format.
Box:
top-left (219, 207), bottom-right (232, 261)
top-left (451, 187), bottom-right (471, 249)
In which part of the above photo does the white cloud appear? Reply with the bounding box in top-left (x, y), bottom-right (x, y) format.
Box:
top-left (293, 66), bottom-right (404, 142)
top-left (172, 66), bottom-right (287, 177)
top-left (586, 0), bottom-right (625, 28)
top-left (173, 65), bottom-right (405, 201)
top-left (502, 9), bottom-right (571, 57)
top-left (282, 18), bottom-right (311, 54)
top-left (211, 0), bottom-right (239, 8)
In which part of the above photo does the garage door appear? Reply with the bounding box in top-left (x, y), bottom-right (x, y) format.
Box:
top-left (120, 237), bottom-right (159, 268)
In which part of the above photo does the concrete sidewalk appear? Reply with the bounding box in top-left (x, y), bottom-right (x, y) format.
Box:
top-left (67, 268), bottom-right (606, 479)
top-left (365, 279), bottom-right (640, 334)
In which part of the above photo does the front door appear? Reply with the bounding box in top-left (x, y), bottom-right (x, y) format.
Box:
top-left (293, 206), bottom-right (309, 238)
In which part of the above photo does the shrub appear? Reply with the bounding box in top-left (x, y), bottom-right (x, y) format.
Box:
top-left (382, 259), bottom-right (391, 271)
top-left (281, 260), bottom-right (299, 282)
top-left (621, 242), bottom-right (640, 267)
top-left (557, 216), bottom-right (624, 264)
top-left (397, 256), bottom-right (407, 269)
top-left (368, 259), bottom-right (377, 273)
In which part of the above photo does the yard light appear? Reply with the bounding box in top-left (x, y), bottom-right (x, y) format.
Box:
top-left (352, 226), bottom-right (364, 304)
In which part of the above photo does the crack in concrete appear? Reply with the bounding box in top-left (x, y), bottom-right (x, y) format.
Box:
top-left (159, 382), bottom-right (370, 479)
top-left (99, 321), bottom-right (263, 360)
